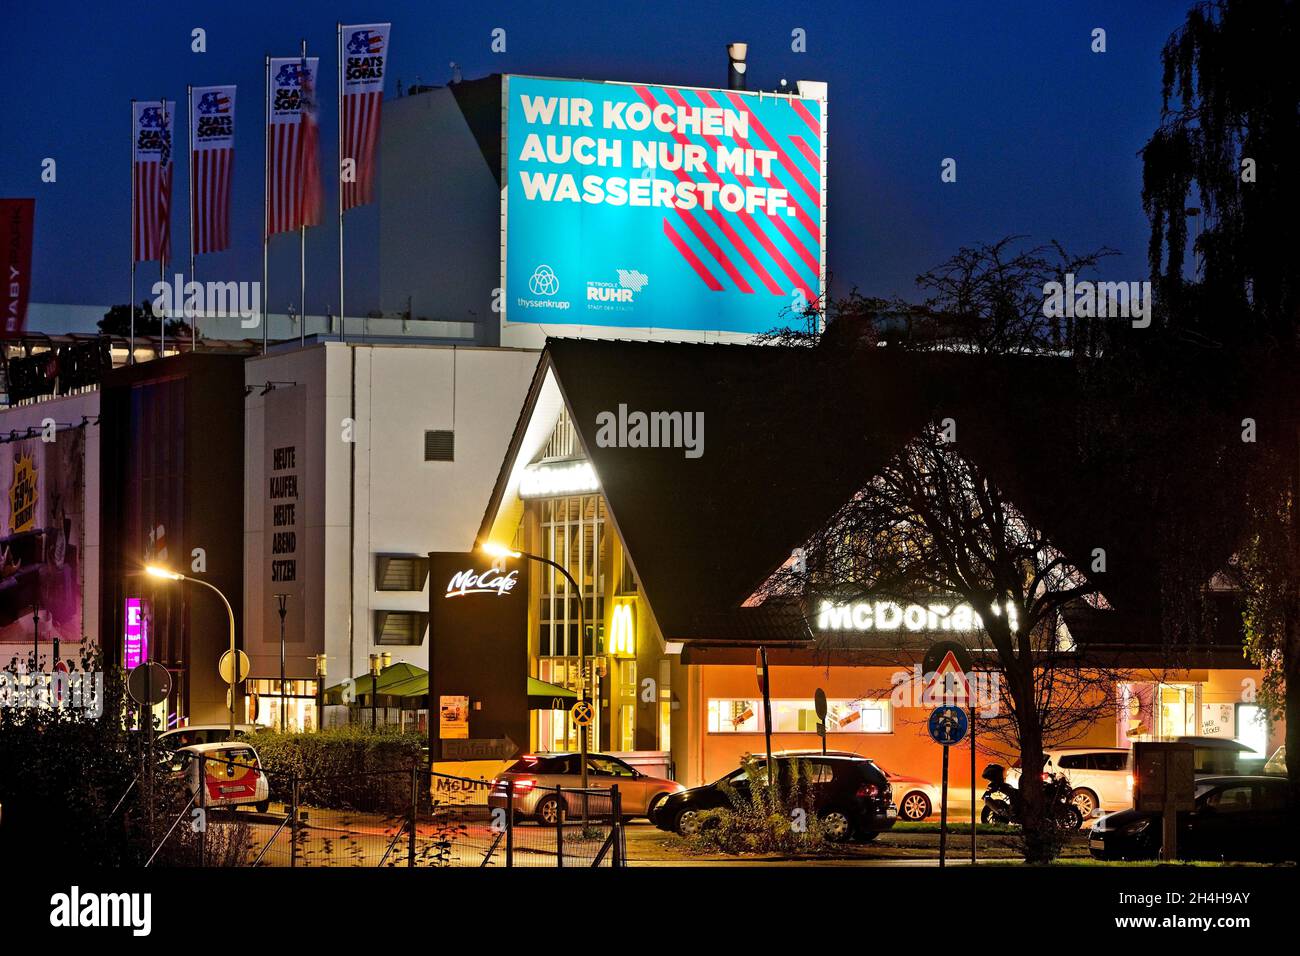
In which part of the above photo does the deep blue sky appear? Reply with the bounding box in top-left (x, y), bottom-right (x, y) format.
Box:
top-left (1, 0), bottom-right (1193, 315)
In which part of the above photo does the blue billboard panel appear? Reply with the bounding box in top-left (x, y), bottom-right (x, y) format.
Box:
top-left (503, 75), bottom-right (827, 335)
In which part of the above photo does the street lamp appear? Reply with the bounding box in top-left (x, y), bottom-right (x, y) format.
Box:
top-left (481, 541), bottom-right (591, 802)
top-left (369, 653), bottom-right (382, 730)
top-left (146, 564), bottom-right (238, 739)
top-left (275, 593), bottom-right (289, 732)
top-left (314, 653), bottom-right (327, 731)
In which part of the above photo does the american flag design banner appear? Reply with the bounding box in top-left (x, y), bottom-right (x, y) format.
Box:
top-left (190, 85), bottom-right (236, 255)
top-left (133, 100), bottom-right (175, 263)
top-left (340, 22), bottom-right (390, 210)
top-left (267, 57), bottom-right (322, 236)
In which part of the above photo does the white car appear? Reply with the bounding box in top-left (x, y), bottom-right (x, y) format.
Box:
top-left (173, 742), bottom-right (271, 813)
top-left (881, 768), bottom-right (942, 821)
top-left (1006, 748), bottom-right (1132, 817)
top-left (157, 724), bottom-right (264, 753)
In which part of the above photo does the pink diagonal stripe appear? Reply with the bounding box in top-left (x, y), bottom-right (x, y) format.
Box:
top-left (724, 91), bottom-right (819, 208)
top-left (633, 86), bottom-right (784, 296)
top-left (692, 89), bottom-right (820, 272)
top-left (663, 87), bottom-right (815, 302)
top-left (663, 219), bottom-right (723, 291)
top-left (790, 98), bottom-right (821, 138)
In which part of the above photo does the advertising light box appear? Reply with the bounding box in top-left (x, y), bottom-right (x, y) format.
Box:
top-left (502, 75), bottom-right (827, 336)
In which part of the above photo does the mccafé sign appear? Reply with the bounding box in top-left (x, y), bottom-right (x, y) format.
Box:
top-left (818, 600), bottom-right (983, 633)
top-left (445, 567), bottom-right (519, 598)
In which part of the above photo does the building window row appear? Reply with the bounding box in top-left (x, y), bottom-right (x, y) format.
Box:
top-left (707, 697), bottom-right (893, 734)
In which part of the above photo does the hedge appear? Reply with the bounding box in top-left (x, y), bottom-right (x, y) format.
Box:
top-left (241, 726), bottom-right (424, 813)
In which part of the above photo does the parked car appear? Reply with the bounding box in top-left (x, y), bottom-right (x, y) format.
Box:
top-left (1263, 745), bottom-right (1286, 776)
top-left (650, 753), bottom-right (897, 842)
top-left (881, 768), bottom-right (940, 821)
top-left (172, 742), bottom-right (271, 813)
top-left (1174, 736), bottom-right (1258, 775)
top-left (1008, 748), bottom-right (1132, 817)
top-left (1088, 775), bottom-right (1291, 862)
top-left (158, 724), bottom-right (264, 753)
top-left (488, 753), bottom-right (683, 824)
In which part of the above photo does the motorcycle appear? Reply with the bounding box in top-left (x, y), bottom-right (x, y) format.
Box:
top-left (980, 762), bottom-right (1082, 830)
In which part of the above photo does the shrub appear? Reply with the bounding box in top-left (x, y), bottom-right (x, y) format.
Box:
top-left (241, 726), bottom-right (424, 812)
top-left (681, 756), bottom-right (834, 855)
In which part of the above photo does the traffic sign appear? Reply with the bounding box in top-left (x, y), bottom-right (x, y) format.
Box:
top-left (924, 641), bottom-right (972, 704)
top-left (923, 641), bottom-right (972, 675)
top-left (127, 662), bottom-right (171, 706)
top-left (218, 650), bottom-right (251, 685)
top-left (443, 736), bottom-right (521, 760)
top-left (755, 648), bottom-right (767, 696)
top-left (571, 700), bottom-right (594, 726)
top-left (928, 705), bottom-right (968, 746)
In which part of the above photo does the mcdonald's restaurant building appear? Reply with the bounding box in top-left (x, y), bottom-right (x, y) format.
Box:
top-left (451, 338), bottom-right (1281, 796)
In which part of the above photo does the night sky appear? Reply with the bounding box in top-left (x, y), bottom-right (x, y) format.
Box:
top-left (1, 0), bottom-right (1194, 316)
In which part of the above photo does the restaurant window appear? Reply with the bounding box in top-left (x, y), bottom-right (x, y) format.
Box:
top-left (618, 659), bottom-right (636, 752)
top-left (536, 495), bottom-right (606, 657)
top-left (1235, 703), bottom-right (1268, 761)
top-left (707, 698), bottom-right (892, 734)
top-left (245, 678), bottom-right (320, 732)
top-left (1156, 683), bottom-right (1199, 737)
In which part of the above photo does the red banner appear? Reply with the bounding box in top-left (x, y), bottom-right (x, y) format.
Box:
top-left (1, 198), bottom-right (35, 337)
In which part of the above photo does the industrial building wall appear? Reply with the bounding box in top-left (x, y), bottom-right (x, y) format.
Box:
top-left (243, 342), bottom-right (538, 693)
top-left (379, 85), bottom-right (503, 342)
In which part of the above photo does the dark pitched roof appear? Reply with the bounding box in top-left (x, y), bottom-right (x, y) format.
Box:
top-left (482, 338), bottom-right (1191, 644)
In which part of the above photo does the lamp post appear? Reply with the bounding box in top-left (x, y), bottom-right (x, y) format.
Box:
top-left (482, 542), bottom-right (590, 801)
top-left (370, 653), bottom-right (381, 730)
top-left (146, 565), bottom-right (237, 739)
top-left (314, 653), bottom-right (327, 731)
top-left (275, 593), bottom-right (289, 732)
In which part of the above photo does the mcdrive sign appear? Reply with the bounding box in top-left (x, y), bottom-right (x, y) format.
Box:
top-left (503, 75), bottom-right (827, 335)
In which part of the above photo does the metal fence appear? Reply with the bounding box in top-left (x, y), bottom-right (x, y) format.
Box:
top-left (141, 757), bottom-right (625, 868)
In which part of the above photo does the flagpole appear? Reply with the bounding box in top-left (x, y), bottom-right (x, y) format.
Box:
top-left (337, 22), bottom-right (345, 344)
top-left (299, 38), bottom-right (307, 350)
top-left (129, 99), bottom-right (135, 366)
top-left (188, 85), bottom-right (197, 350)
top-left (262, 55), bottom-right (270, 353)
top-left (160, 97), bottom-right (167, 360)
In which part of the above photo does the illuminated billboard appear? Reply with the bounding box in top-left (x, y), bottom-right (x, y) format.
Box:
top-left (502, 75), bottom-right (827, 336)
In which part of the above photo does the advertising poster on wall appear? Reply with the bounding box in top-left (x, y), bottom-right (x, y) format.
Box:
top-left (0, 429), bottom-right (85, 657)
top-left (439, 694), bottom-right (469, 739)
top-left (502, 75), bottom-right (827, 335)
top-left (1116, 681), bottom-right (1155, 747)
top-left (264, 386), bottom-right (306, 647)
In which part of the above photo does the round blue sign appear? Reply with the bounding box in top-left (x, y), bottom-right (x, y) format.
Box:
top-left (927, 706), bottom-right (968, 746)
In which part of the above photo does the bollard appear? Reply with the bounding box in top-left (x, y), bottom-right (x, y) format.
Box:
top-left (197, 758), bottom-right (207, 866)
top-left (290, 773), bottom-right (299, 868)
top-left (408, 764), bottom-right (418, 867)
top-left (505, 780), bottom-right (514, 868)
top-left (554, 785), bottom-right (564, 868)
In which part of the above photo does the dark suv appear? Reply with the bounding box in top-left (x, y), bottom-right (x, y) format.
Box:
top-left (650, 752), bottom-right (897, 842)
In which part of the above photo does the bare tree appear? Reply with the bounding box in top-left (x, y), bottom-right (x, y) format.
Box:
top-left (910, 237), bottom-right (1118, 357)
top-left (757, 423), bottom-right (1121, 861)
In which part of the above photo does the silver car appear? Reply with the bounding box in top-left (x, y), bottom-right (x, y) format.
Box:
top-left (489, 752), bottom-right (684, 824)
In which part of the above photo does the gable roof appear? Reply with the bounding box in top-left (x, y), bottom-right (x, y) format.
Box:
top-left (479, 338), bottom-right (1187, 645)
